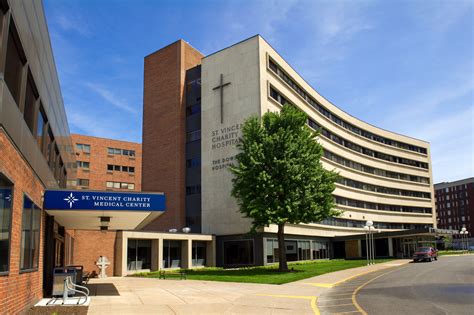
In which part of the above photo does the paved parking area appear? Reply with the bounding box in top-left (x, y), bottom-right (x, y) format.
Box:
top-left (86, 260), bottom-right (409, 315)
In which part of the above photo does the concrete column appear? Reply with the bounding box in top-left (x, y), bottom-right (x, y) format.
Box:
top-left (158, 238), bottom-right (163, 270)
top-left (115, 232), bottom-right (127, 277)
top-left (206, 236), bottom-right (216, 267)
top-left (181, 239), bottom-right (192, 269)
top-left (357, 239), bottom-right (362, 258)
top-left (151, 239), bottom-right (159, 271)
top-left (388, 237), bottom-right (394, 257)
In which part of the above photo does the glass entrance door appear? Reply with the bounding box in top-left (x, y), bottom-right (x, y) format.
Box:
top-left (127, 239), bottom-right (151, 271)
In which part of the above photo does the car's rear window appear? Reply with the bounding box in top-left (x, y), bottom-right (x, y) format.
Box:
top-left (417, 247), bottom-right (430, 252)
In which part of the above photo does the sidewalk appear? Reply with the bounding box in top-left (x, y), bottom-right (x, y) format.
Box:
top-left (87, 260), bottom-right (410, 315)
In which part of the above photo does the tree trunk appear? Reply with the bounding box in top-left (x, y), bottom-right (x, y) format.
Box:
top-left (277, 223), bottom-right (289, 272)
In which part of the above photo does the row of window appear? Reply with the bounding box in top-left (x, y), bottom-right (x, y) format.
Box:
top-left (439, 216), bottom-right (467, 224)
top-left (3, 15), bottom-right (67, 187)
top-left (309, 118), bottom-right (429, 169)
top-left (319, 217), bottom-right (432, 230)
top-left (269, 87), bottom-right (429, 170)
top-left (268, 59), bottom-right (428, 154)
top-left (107, 147), bottom-right (136, 156)
top-left (76, 143), bottom-right (137, 157)
top-left (337, 177), bottom-right (431, 199)
top-left (266, 239), bottom-right (329, 264)
top-left (334, 196), bottom-right (432, 214)
top-left (323, 150), bottom-right (430, 184)
top-left (75, 143), bottom-right (90, 153)
top-left (76, 161), bottom-right (90, 169)
top-left (107, 164), bottom-right (135, 173)
top-left (106, 181), bottom-right (135, 190)
top-left (1, 175), bottom-right (41, 273)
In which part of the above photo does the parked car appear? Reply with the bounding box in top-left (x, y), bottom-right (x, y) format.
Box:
top-left (413, 247), bottom-right (438, 262)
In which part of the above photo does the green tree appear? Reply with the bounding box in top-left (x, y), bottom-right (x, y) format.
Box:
top-left (230, 105), bottom-right (340, 272)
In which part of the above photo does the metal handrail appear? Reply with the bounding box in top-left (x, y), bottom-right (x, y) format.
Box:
top-left (63, 276), bottom-right (89, 305)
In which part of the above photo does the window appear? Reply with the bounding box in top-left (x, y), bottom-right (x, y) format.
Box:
top-left (114, 165), bottom-right (121, 171)
top-left (23, 71), bottom-right (39, 133)
top-left (186, 185), bottom-right (201, 195)
top-left (0, 174), bottom-right (13, 273)
top-left (76, 143), bottom-right (90, 153)
top-left (77, 179), bottom-right (89, 187)
top-left (20, 196), bottom-right (41, 270)
top-left (107, 164), bottom-right (114, 171)
top-left (76, 161), bottom-right (90, 169)
top-left (224, 240), bottom-right (254, 266)
top-left (36, 106), bottom-right (46, 150)
top-left (107, 147), bottom-right (114, 154)
top-left (186, 130), bottom-right (201, 142)
top-left (106, 181), bottom-right (134, 190)
top-left (4, 21), bottom-right (26, 106)
top-left (186, 104), bottom-right (201, 116)
top-left (129, 167), bottom-right (135, 173)
top-left (186, 158), bottom-right (201, 168)
top-left (192, 241), bottom-right (207, 266)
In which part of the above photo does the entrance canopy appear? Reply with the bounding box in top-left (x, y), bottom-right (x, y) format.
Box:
top-left (43, 190), bottom-right (166, 230)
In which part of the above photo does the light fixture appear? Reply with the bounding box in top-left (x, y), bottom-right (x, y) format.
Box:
top-left (169, 228), bottom-right (178, 233)
top-left (366, 220), bottom-right (373, 227)
top-left (100, 216), bottom-right (111, 227)
top-left (182, 227), bottom-right (191, 233)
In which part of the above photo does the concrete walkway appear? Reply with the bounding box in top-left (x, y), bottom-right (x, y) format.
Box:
top-left (87, 260), bottom-right (409, 315)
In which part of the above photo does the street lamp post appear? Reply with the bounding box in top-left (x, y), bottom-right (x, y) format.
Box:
top-left (460, 227), bottom-right (469, 253)
top-left (365, 221), bottom-right (375, 265)
top-left (364, 226), bottom-right (369, 265)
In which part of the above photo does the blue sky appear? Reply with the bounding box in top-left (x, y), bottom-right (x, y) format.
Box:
top-left (43, 0), bottom-right (473, 183)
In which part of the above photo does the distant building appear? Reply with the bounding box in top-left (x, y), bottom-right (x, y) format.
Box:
top-left (70, 134), bottom-right (142, 192)
top-left (435, 177), bottom-right (474, 239)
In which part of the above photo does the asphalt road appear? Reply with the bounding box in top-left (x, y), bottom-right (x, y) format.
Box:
top-left (357, 255), bottom-right (474, 315)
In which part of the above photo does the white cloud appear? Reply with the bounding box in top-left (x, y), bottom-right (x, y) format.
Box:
top-left (85, 83), bottom-right (139, 114)
top-left (54, 13), bottom-right (90, 36)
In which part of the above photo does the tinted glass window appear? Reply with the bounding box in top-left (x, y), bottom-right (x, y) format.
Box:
top-left (20, 196), bottom-right (41, 270)
top-left (0, 175), bottom-right (13, 272)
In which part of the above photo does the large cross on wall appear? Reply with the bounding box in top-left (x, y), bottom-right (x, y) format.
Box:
top-left (213, 74), bottom-right (231, 124)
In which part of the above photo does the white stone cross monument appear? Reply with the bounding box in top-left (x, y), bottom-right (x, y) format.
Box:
top-left (96, 256), bottom-right (110, 278)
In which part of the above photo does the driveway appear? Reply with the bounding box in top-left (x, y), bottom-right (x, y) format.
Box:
top-left (86, 260), bottom-right (409, 314)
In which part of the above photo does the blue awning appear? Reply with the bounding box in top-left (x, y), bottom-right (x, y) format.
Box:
top-left (43, 190), bottom-right (166, 230)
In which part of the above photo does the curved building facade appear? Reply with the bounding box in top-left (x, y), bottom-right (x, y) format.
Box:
top-left (142, 35), bottom-right (437, 267)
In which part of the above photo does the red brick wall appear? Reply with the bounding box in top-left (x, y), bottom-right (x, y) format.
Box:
top-left (69, 230), bottom-right (116, 277)
top-left (0, 130), bottom-right (45, 314)
top-left (142, 40), bottom-right (203, 231)
top-left (71, 134), bottom-right (142, 192)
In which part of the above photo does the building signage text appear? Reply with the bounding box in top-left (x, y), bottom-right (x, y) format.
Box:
top-left (44, 190), bottom-right (166, 211)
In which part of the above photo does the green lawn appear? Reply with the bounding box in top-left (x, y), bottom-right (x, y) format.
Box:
top-left (132, 259), bottom-right (393, 285)
top-left (438, 250), bottom-right (470, 256)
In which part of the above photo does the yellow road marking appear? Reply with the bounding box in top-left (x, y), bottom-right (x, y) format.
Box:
top-left (317, 297), bottom-right (353, 302)
top-left (257, 294), bottom-right (320, 315)
top-left (319, 303), bottom-right (354, 308)
top-left (351, 267), bottom-right (407, 315)
top-left (305, 266), bottom-right (396, 288)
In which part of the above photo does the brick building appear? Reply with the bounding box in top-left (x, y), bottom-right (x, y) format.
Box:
top-left (435, 177), bottom-right (474, 240)
top-left (70, 134), bottom-right (142, 192)
top-left (67, 134), bottom-right (142, 277)
top-left (0, 1), bottom-right (75, 312)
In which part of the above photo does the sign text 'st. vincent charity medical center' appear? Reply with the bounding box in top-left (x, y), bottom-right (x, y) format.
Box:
top-left (43, 190), bottom-right (166, 211)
